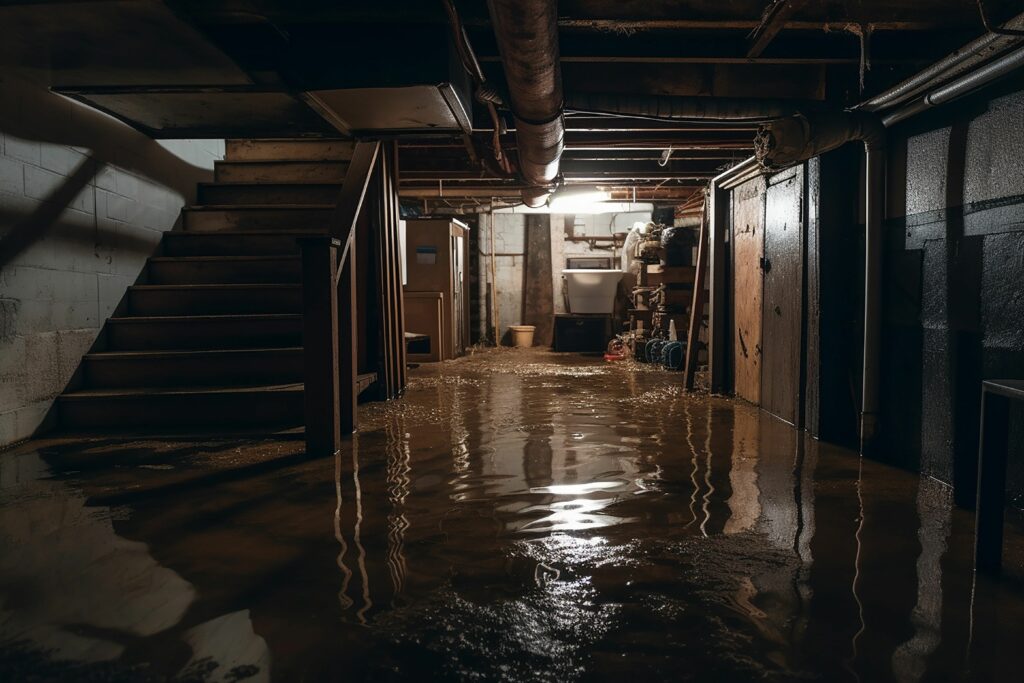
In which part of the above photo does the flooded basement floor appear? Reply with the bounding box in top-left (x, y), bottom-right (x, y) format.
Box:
top-left (2, 348), bottom-right (1023, 682)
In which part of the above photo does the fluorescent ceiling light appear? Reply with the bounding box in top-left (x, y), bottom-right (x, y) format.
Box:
top-left (549, 189), bottom-right (610, 213)
top-left (494, 201), bottom-right (653, 215)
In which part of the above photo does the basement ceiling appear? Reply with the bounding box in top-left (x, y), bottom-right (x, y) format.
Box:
top-left (4, 0), bottom-right (1019, 208)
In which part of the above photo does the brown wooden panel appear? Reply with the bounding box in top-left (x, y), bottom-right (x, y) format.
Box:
top-left (761, 166), bottom-right (804, 425)
top-left (732, 176), bottom-right (765, 405)
top-left (404, 293), bottom-right (444, 363)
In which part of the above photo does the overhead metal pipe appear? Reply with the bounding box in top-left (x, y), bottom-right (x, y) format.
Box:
top-left (486, 0), bottom-right (565, 207)
top-left (882, 42), bottom-right (1024, 126)
top-left (860, 11), bottom-right (1024, 112)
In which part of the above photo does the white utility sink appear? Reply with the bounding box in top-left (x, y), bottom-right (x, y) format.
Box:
top-left (562, 269), bottom-right (623, 314)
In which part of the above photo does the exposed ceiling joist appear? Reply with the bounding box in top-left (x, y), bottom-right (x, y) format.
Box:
top-left (747, 1), bottom-right (810, 58)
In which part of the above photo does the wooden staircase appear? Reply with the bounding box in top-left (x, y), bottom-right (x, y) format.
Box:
top-left (57, 139), bottom-right (356, 431)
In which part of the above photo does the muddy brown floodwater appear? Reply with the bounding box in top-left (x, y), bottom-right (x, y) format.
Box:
top-left (2, 348), bottom-right (1023, 682)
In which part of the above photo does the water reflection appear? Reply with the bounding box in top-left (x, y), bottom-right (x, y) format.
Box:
top-left (2, 351), bottom-right (1023, 681)
top-left (0, 451), bottom-right (270, 681)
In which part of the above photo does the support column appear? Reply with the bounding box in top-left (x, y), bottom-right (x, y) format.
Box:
top-left (301, 237), bottom-right (341, 456)
top-left (340, 232), bottom-right (358, 436)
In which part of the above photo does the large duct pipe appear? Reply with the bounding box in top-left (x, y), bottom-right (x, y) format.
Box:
top-left (753, 111), bottom-right (885, 169)
top-left (754, 111), bottom-right (886, 454)
top-left (487, 0), bottom-right (565, 207)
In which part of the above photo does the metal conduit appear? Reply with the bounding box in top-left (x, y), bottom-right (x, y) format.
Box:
top-left (861, 11), bottom-right (1024, 112)
top-left (883, 43), bottom-right (1024, 126)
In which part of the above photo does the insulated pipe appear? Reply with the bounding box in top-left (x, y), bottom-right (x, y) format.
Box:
top-left (882, 43), bottom-right (1024, 126)
top-left (860, 11), bottom-right (1024, 112)
top-left (486, 0), bottom-right (565, 207)
top-left (754, 111), bottom-right (885, 169)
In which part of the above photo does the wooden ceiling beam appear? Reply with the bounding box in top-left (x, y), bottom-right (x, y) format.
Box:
top-left (747, 1), bottom-right (809, 58)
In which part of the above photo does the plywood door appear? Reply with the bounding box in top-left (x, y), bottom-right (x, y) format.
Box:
top-left (732, 177), bottom-right (766, 404)
top-left (761, 167), bottom-right (804, 425)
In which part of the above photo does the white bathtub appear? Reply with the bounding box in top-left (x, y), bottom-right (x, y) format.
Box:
top-left (562, 269), bottom-right (623, 314)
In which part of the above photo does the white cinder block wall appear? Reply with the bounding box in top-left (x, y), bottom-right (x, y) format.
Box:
top-left (0, 76), bottom-right (223, 446)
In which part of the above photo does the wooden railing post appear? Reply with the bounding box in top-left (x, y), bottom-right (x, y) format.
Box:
top-left (301, 139), bottom-right (398, 450)
top-left (300, 237), bottom-right (341, 456)
top-left (339, 230), bottom-right (358, 435)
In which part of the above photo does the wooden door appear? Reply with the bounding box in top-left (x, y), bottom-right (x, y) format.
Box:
top-left (761, 166), bottom-right (804, 425)
top-left (732, 176), bottom-right (766, 404)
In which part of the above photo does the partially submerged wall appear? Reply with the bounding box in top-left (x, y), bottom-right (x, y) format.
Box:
top-left (883, 85), bottom-right (1024, 504)
top-left (0, 75), bottom-right (222, 445)
top-left (727, 83), bottom-right (1024, 506)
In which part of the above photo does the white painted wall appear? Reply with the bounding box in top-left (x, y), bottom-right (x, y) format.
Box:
top-left (0, 75), bottom-right (223, 445)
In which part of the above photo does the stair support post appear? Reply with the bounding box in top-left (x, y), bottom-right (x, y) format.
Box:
top-left (339, 230), bottom-right (359, 436)
top-left (300, 236), bottom-right (342, 456)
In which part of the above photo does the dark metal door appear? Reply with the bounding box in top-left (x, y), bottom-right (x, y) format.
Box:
top-left (761, 167), bottom-right (804, 425)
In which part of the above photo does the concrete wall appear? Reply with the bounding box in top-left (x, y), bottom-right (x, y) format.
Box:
top-left (882, 85), bottom-right (1024, 505)
top-left (476, 209), bottom-right (652, 343)
top-left (0, 75), bottom-right (223, 446)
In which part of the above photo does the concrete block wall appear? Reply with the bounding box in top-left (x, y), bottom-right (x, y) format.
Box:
top-left (881, 87), bottom-right (1024, 505)
top-left (0, 75), bottom-right (222, 446)
top-left (478, 213), bottom-right (526, 340)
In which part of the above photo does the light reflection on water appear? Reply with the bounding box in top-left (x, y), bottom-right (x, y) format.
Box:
top-left (1, 349), bottom-right (1023, 682)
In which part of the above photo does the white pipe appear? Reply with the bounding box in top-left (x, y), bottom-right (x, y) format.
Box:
top-left (861, 148), bottom-right (885, 454)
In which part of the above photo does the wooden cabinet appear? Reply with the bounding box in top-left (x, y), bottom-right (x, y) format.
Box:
top-left (403, 219), bottom-right (469, 361)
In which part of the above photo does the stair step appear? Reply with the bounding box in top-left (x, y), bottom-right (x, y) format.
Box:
top-left (58, 384), bottom-right (304, 429)
top-left (225, 138), bottom-right (355, 161)
top-left (183, 205), bottom-right (333, 232)
top-left (128, 284), bottom-right (301, 316)
top-left (162, 231), bottom-right (317, 256)
top-left (106, 314), bottom-right (302, 351)
top-left (215, 160), bottom-right (348, 183)
top-left (83, 347), bottom-right (304, 388)
top-left (198, 182), bottom-right (342, 206)
top-left (148, 255), bottom-right (301, 284)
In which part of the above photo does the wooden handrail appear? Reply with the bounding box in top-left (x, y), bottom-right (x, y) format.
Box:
top-left (332, 140), bottom-right (381, 280)
top-left (302, 138), bottom-right (411, 456)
